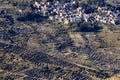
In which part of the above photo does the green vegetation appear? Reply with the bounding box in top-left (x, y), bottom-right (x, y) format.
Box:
top-left (0, 0), bottom-right (120, 80)
top-left (67, 22), bottom-right (103, 32)
top-left (77, 22), bottom-right (103, 32)
top-left (0, 75), bottom-right (13, 80)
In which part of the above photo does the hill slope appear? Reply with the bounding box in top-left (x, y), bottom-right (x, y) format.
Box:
top-left (0, 0), bottom-right (120, 80)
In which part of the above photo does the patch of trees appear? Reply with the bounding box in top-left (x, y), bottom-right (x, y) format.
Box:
top-left (0, 75), bottom-right (14, 80)
top-left (17, 12), bottom-right (48, 22)
top-left (77, 22), bottom-right (103, 32)
top-left (69, 22), bottom-right (103, 32)
top-left (0, 0), bottom-right (32, 10)
top-left (0, 15), bottom-right (14, 27)
top-left (82, 4), bottom-right (97, 14)
top-left (87, 0), bottom-right (106, 7)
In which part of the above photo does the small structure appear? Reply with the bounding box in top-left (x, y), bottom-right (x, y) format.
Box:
top-left (63, 18), bottom-right (69, 24)
top-left (33, 1), bottom-right (40, 8)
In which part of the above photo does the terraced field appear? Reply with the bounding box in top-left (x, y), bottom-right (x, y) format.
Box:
top-left (0, 0), bottom-right (120, 80)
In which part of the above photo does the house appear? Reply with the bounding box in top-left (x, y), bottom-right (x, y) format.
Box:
top-left (49, 16), bottom-right (53, 20)
top-left (63, 18), bottom-right (69, 24)
top-left (33, 1), bottom-right (40, 8)
top-left (82, 14), bottom-right (89, 22)
top-left (109, 19), bottom-right (115, 24)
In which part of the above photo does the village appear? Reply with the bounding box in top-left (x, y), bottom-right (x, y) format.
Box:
top-left (33, 0), bottom-right (120, 25)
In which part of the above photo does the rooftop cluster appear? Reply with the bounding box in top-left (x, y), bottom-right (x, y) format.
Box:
top-left (32, 0), bottom-right (120, 24)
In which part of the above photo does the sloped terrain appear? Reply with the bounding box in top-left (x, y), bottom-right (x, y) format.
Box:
top-left (0, 0), bottom-right (120, 80)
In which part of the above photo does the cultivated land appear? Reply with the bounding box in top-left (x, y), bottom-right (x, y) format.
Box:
top-left (0, 0), bottom-right (120, 80)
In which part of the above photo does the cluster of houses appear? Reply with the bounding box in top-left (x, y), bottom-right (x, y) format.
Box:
top-left (33, 0), bottom-right (120, 25)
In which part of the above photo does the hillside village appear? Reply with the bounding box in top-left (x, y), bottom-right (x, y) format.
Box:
top-left (32, 0), bottom-right (120, 24)
top-left (0, 0), bottom-right (120, 80)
